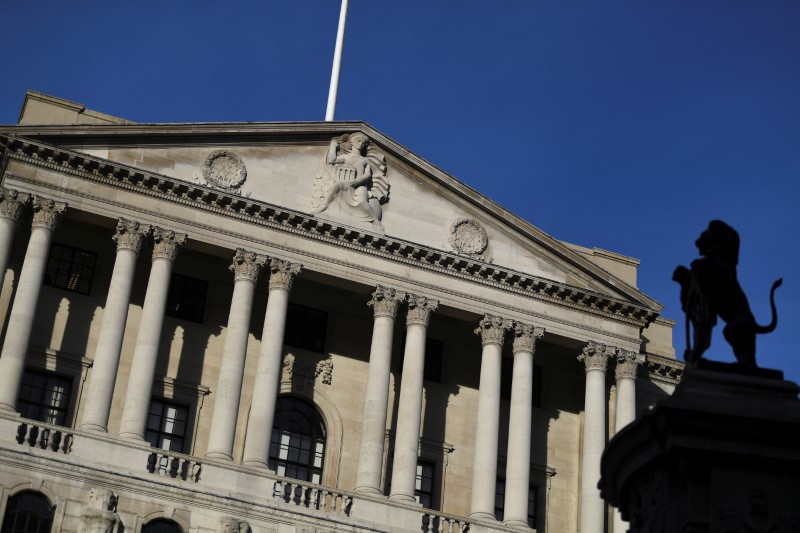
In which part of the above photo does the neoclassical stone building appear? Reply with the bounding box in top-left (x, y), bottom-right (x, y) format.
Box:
top-left (0, 92), bottom-right (683, 533)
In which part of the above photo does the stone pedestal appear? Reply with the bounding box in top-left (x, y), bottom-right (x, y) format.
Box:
top-left (600, 363), bottom-right (800, 533)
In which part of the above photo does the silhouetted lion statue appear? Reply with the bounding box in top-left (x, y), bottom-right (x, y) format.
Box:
top-left (673, 220), bottom-right (782, 368)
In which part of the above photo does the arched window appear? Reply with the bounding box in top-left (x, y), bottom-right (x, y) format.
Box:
top-left (142, 518), bottom-right (184, 533)
top-left (268, 396), bottom-right (326, 484)
top-left (1, 491), bottom-right (54, 533)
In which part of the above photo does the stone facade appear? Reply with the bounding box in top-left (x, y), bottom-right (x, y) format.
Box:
top-left (0, 92), bottom-right (684, 533)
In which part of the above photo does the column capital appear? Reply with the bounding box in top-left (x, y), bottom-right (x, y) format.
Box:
top-left (615, 350), bottom-right (645, 381)
top-left (406, 293), bottom-right (438, 326)
top-left (512, 321), bottom-right (545, 354)
top-left (113, 218), bottom-right (151, 254)
top-left (230, 249), bottom-right (268, 283)
top-left (578, 341), bottom-right (614, 373)
top-left (268, 258), bottom-right (302, 291)
top-left (474, 314), bottom-right (511, 347)
top-left (0, 189), bottom-right (30, 222)
top-left (31, 196), bottom-right (66, 230)
top-left (368, 285), bottom-right (406, 319)
top-left (151, 227), bottom-right (186, 262)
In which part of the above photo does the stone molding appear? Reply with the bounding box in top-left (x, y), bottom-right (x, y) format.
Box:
top-left (475, 314), bottom-right (511, 347)
top-left (31, 196), bottom-right (66, 230)
top-left (646, 353), bottom-right (685, 385)
top-left (151, 227), bottom-right (186, 263)
top-left (578, 341), bottom-right (614, 373)
top-left (368, 285), bottom-right (406, 319)
top-left (1, 136), bottom-right (659, 328)
top-left (0, 189), bottom-right (30, 222)
top-left (406, 294), bottom-right (438, 326)
top-left (616, 350), bottom-right (645, 381)
top-left (268, 258), bottom-right (302, 291)
top-left (512, 322), bottom-right (544, 354)
top-left (113, 218), bottom-right (151, 254)
top-left (230, 248), bottom-right (268, 283)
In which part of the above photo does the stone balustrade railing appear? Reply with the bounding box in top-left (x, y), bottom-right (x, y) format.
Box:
top-left (272, 477), bottom-right (352, 516)
top-left (16, 421), bottom-right (73, 454)
top-left (423, 510), bottom-right (470, 533)
top-left (147, 451), bottom-right (202, 482)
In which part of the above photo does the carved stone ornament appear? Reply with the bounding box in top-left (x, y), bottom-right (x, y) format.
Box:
top-left (449, 218), bottom-right (488, 258)
top-left (615, 350), bottom-right (645, 381)
top-left (406, 293), bottom-right (439, 326)
top-left (230, 248), bottom-right (267, 283)
top-left (202, 150), bottom-right (247, 192)
top-left (219, 517), bottom-right (250, 533)
top-left (113, 218), bottom-right (151, 254)
top-left (31, 196), bottom-right (66, 230)
top-left (0, 189), bottom-right (30, 222)
top-left (151, 227), bottom-right (187, 263)
top-left (78, 488), bottom-right (120, 533)
top-left (475, 314), bottom-right (511, 347)
top-left (368, 285), bottom-right (406, 319)
top-left (282, 353), bottom-right (333, 391)
top-left (316, 356), bottom-right (334, 385)
top-left (512, 322), bottom-right (544, 354)
top-left (626, 466), bottom-right (666, 533)
top-left (268, 258), bottom-right (302, 291)
top-left (578, 341), bottom-right (614, 373)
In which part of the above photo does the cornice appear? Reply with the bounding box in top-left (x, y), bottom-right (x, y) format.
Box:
top-left (0, 135), bottom-right (660, 328)
top-left (645, 353), bottom-right (685, 385)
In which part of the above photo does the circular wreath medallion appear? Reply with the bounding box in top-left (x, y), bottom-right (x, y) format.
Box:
top-left (449, 218), bottom-right (488, 256)
top-left (202, 150), bottom-right (247, 190)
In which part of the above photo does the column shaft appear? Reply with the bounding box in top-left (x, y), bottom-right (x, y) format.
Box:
top-left (0, 190), bottom-right (29, 291)
top-left (612, 350), bottom-right (643, 533)
top-left (355, 286), bottom-right (404, 494)
top-left (0, 197), bottom-right (64, 413)
top-left (206, 250), bottom-right (266, 460)
top-left (80, 219), bottom-right (149, 432)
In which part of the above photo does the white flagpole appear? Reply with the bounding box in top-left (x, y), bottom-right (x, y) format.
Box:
top-left (325, 0), bottom-right (349, 121)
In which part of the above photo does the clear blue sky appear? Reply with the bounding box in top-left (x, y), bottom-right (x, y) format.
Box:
top-left (2, 1), bottom-right (798, 380)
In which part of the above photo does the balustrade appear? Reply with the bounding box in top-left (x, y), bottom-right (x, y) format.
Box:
top-left (423, 511), bottom-right (469, 533)
top-left (147, 451), bottom-right (202, 482)
top-left (272, 478), bottom-right (352, 516)
top-left (16, 422), bottom-right (73, 453)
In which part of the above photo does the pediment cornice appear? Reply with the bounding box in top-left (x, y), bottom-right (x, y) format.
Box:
top-left (0, 134), bottom-right (660, 328)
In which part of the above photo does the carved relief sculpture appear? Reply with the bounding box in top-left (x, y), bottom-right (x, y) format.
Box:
top-left (312, 133), bottom-right (389, 232)
top-left (200, 150), bottom-right (248, 193)
top-left (449, 218), bottom-right (489, 259)
top-left (219, 517), bottom-right (249, 533)
top-left (78, 488), bottom-right (120, 533)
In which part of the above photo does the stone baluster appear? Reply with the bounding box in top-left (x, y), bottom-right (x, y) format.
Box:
top-left (241, 258), bottom-right (302, 469)
top-left (577, 341), bottom-right (613, 533)
top-left (117, 228), bottom-right (186, 440)
top-left (388, 294), bottom-right (438, 503)
top-left (355, 285), bottom-right (406, 494)
top-left (469, 314), bottom-right (510, 520)
top-left (612, 348), bottom-right (644, 533)
top-left (503, 322), bottom-right (544, 528)
top-left (0, 189), bottom-right (30, 291)
top-left (0, 197), bottom-right (66, 413)
top-left (80, 219), bottom-right (151, 432)
top-left (206, 249), bottom-right (267, 460)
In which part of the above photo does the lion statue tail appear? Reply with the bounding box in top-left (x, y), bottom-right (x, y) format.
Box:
top-left (755, 278), bottom-right (783, 334)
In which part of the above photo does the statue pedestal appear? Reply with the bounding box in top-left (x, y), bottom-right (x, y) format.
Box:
top-left (599, 364), bottom-right (800, 533)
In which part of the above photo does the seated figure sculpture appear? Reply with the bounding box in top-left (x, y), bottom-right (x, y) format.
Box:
top-left (672, 220), bottom-right (782, 369)
top-left (311, 132), bottom-right (389, 231)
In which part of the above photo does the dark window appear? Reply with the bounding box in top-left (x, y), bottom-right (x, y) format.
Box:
top-left (269, 397), bottom-right (326, 484)
top-left (45, 243), bottom-right (96, 295)
top-left (166, 273), bottom-right (207, 323)
top-left (18, 369), bottom-right (72, 426)
top-left (500, 359), bottom-right (543, 406)
top-left (142, 519), bottom-right (184, 533)
top-left (494, 479), bottom-right (538, 528)
top-left (1, 491), bottom-right (54, 533)
top-left (424, 338), bottom-right (443, 382)
top-left (284, 303), bottom-right (327, 353)
top-left (146, 400), bottom-right (189, 452)
top-left (415, 460), bottom-right (436, 508)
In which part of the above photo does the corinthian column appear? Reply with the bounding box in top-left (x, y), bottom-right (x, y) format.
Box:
top-left (118, 228), bottom-right (186, 441)
top-left (0, 197), bottom-right (65, 413)
top-left (389, 294), bottom-right (438, 503)
top-left (0, 189), bottom-right (30, 290)
top-left (577, 341), bottom-right (613, 533)
top-left (206, 249), bottom-right (267, 461)
top-left (80, 219), bottom-right (151, 432)
top-left (241, 258), bottom-right (301, 469)
top-left (612, 349), bottom-right (644, 533)
top-left (355, 285), bottom-right (406, 495)
top-left (504, 322), bottom-right (544, 528)
top-left (469, 314), bottom-right (510, 520)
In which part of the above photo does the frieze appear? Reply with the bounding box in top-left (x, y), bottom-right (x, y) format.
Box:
top-left (113, 218), bottom-right (151, 254)
top-left (1, 135), bottom-right (660, 328)
top-left (406, 293), bottom-right (438, 326)
top-left (368, 285), bottom-right (406, 319)
top-left (578, 341), bottom-right (614, 373)
top-left (475, 314), bottom-right (511, 347)
top-left (0, 189), bottom-right (30, 221)
top-left (512, 322), bottom-right (544, 354)
top-left (230, 248), bottom-right (268, 283)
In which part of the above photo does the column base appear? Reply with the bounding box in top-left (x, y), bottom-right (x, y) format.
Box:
top-left (388, 494), bottom-right (421, 507)
top-left (78, 423), bottom-right (108, 433)
top-left (469, 511), bottom-right (496, 521)
top-left (117, 432), bottom-right (145, 442)
top-left (503, 518), bottom-right (531, 529)
top-left (0, 402), bottom-right (19, 415)
top-left (205, 451), bottom-right (233, 461)
top-left (241, 460), bottom-right (274, 473)
top-left (353, 486), bottom-right (385, 497)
